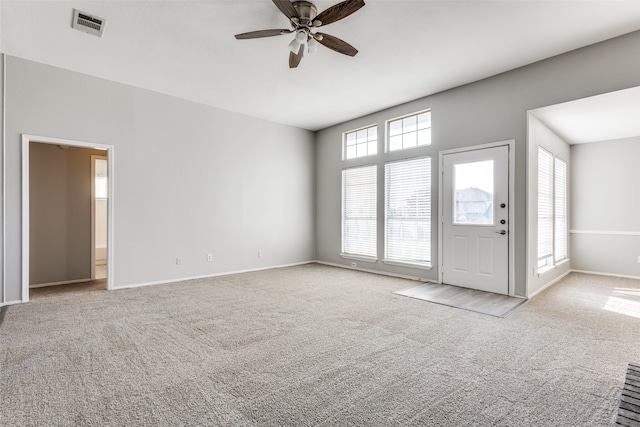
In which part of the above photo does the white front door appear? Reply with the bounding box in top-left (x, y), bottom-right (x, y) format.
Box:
top-left (441, 145), bottom-right (509, 295)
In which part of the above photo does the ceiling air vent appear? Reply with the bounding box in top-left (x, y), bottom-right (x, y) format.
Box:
top-left (72, 9), bottom-right (105, 37)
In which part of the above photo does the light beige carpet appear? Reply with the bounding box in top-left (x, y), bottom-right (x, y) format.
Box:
top-left (1, 265), bottom-right (639, 426)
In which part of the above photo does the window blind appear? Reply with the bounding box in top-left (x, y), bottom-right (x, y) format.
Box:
top-left (537, 148), bottom-right (553, 267)
top-left (554, 158), bottom-right (568, 262)
top-left (385, 157), bottom-right (431, 264)
top-left (342, 165), bottom-right (377, 257)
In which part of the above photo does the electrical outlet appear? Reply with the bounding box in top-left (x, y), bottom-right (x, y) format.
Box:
top-left (258, 251), bottom-right (263, 258)
top-left (207, 254), bottom-right (213, 262)
top-left (351, 262), bottom-right (357, 267)
top-left (637, 255), bottom-right (640, 264)
top-left (176, 257), bottom-right (182, 265)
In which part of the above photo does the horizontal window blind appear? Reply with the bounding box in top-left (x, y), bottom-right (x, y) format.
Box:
top-left (385, 157), bottom-right (431, 264)
top-left (537, 148), bottom-right (553, 267)
top-left (342, 165), bottom-right (377, 257)
top-left (554, 158), bottom-right (567, 262)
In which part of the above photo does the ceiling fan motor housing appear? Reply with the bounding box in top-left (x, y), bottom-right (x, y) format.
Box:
top-left (292, 1), bottom-right (318, 26)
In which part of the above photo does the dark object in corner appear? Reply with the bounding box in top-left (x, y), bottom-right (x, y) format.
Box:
top-left (0, 306), bottom-right (7, 328)
top-left (617, 362), bottom-right (640, 426)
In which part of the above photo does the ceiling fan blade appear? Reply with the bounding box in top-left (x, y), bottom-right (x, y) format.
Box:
top-left (316, 33), bottom-right (358, 57)
top-left (289, 47), bottom-right (304, 68)
top-left (235, 29), bottom-right (292, 39)
top-left (272, 0), bottom-right (298, 20)
top-left (313, 0), bottom-right (365, 27)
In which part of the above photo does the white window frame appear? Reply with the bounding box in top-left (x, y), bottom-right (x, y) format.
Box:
top-left (386, 110), bottom-right (432, 153)
top-left (554, 157), bottom-right (568, 263)
top-left (537, 147), bottom-right (568, 273)
top-left (343, 125), bottom-right (378, 160)
top-left (384, 156), bottom-right (432, 268)
top-left (341, 164), bottom-right (377, 261)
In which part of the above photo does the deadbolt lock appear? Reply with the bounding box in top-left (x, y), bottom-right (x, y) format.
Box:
top-left (500, 219), bottom-right (506, 224)
top-left (500, 203), bottom-right (506, 208)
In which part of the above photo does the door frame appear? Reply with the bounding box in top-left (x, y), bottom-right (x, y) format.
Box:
top-left (21, 134), bottom-right (115, 302)
top-left (91, 155), bottom-right (108, 280)
top-left (438, 139), bottom-right (516, 296)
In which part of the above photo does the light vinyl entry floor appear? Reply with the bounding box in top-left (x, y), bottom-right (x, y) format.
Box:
top-left (394, 281), bottom-right (528, 318)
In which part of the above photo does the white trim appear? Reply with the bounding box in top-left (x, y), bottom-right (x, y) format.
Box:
top-left (384, 109), bottom-right (432, 153)
top-left (90, 155), bottom-right (108, 281)
top-left (1, 54), bottom-right (5, 305)
top-left (570, 230), bottom-right (640, 236)
top-left (30, 278), bottom-right (92, 288)
top-left (571, 269), bottom-right (640, 281)
top-left (535, 258), bottom-right (570, 278)
top-left (382, 259), bottom-right (432, 270)
top-left (21, 139), bottom-right (29, 302)
top-left (342, 123), bottom-right (378, 161)
top-left (21, 135), bottom-right (115, 302)
top-left (115, 261), bottom-right (315, 290)
top-left (318, 260), bottom-right (431, 283)
top-left (527, 269), bottom-right (572, 299)
top-left (339, 253), bottom-right (377, 263)
top-left (0, 300), bottom-right (23, 308)
top-left (437, 139), bottom-right (516, 296)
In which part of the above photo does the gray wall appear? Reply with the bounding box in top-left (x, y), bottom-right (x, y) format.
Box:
top-left (29, 143), bottom-right (105, 285)
top-left (570, 137), bottom-right (640, 278)
top-left (315, 30), bottom-right (640, 297)
top-left (2, 55), bottom-right (315, 302)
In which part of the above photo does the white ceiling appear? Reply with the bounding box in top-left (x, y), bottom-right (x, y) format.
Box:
top-left (531, 86), bottom-right (640, 145)
top-left (2, 0), bottom-right (640, 131)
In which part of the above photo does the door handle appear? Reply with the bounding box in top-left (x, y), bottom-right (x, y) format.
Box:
top-left (496, 230), bottom-right (507, 235)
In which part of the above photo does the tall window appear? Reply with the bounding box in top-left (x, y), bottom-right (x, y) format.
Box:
top-left (342, 165), bottom-right (377, 258)
top-left (344, 125), bottom-right (377, 160)
top-left (388, 111), bottom-right (431, 152)
top-left (554, 158), bottom-right (568, 262)
top-left (385, 157), bottom-right (431, 265)
top-left (537, 148), bottom-right (567, 270)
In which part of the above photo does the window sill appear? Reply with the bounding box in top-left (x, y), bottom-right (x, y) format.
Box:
top-left (340, 253), bottom-right (378, 263)
top-left (383, 259), bottom-right (432, 270)
top-left (536, 259), bottom-right (569, 277)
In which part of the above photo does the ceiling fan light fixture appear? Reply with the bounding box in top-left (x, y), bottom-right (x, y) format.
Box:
top-left (289, 29), bottom-right (308, 53)
top-left (295, 29), bottom-right (307, 43)
top-left (288, 38), bottom-right (301, 54)
top-left (235, 0), bottom-right (366, 68)
top-left (308, 38), bottom-right (319, 54)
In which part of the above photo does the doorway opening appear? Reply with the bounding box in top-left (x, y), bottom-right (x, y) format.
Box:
top-left (92, 155), bottom-right (108, 281)
top-left (21, 135), bottom-right (114, 302)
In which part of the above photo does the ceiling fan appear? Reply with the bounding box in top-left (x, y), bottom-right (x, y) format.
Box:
top-left (235, 0), bottom-right (365, 68)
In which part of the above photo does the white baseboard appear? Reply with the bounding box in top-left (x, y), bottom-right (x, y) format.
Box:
top-left (571, 269), bottom-right (640, 280)
top-left (528, 270), bottom-right (572, 299)
top-left (30, 278), bottom-right (92, 288)
top-left (0, 299), bottom-right (23, 308)
top-left (114, 260), bottom-right (316, 290)
top-left (317, 260), bottom-right (431, 282)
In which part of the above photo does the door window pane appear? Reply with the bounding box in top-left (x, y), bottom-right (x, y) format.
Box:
top-left (453, 160), bottom-right (494, 225)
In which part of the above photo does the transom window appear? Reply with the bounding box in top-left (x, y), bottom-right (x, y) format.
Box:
top-left (344, 125), bottom-right (377, 160)
top-left (387, 111), bottom-right (431, 152)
